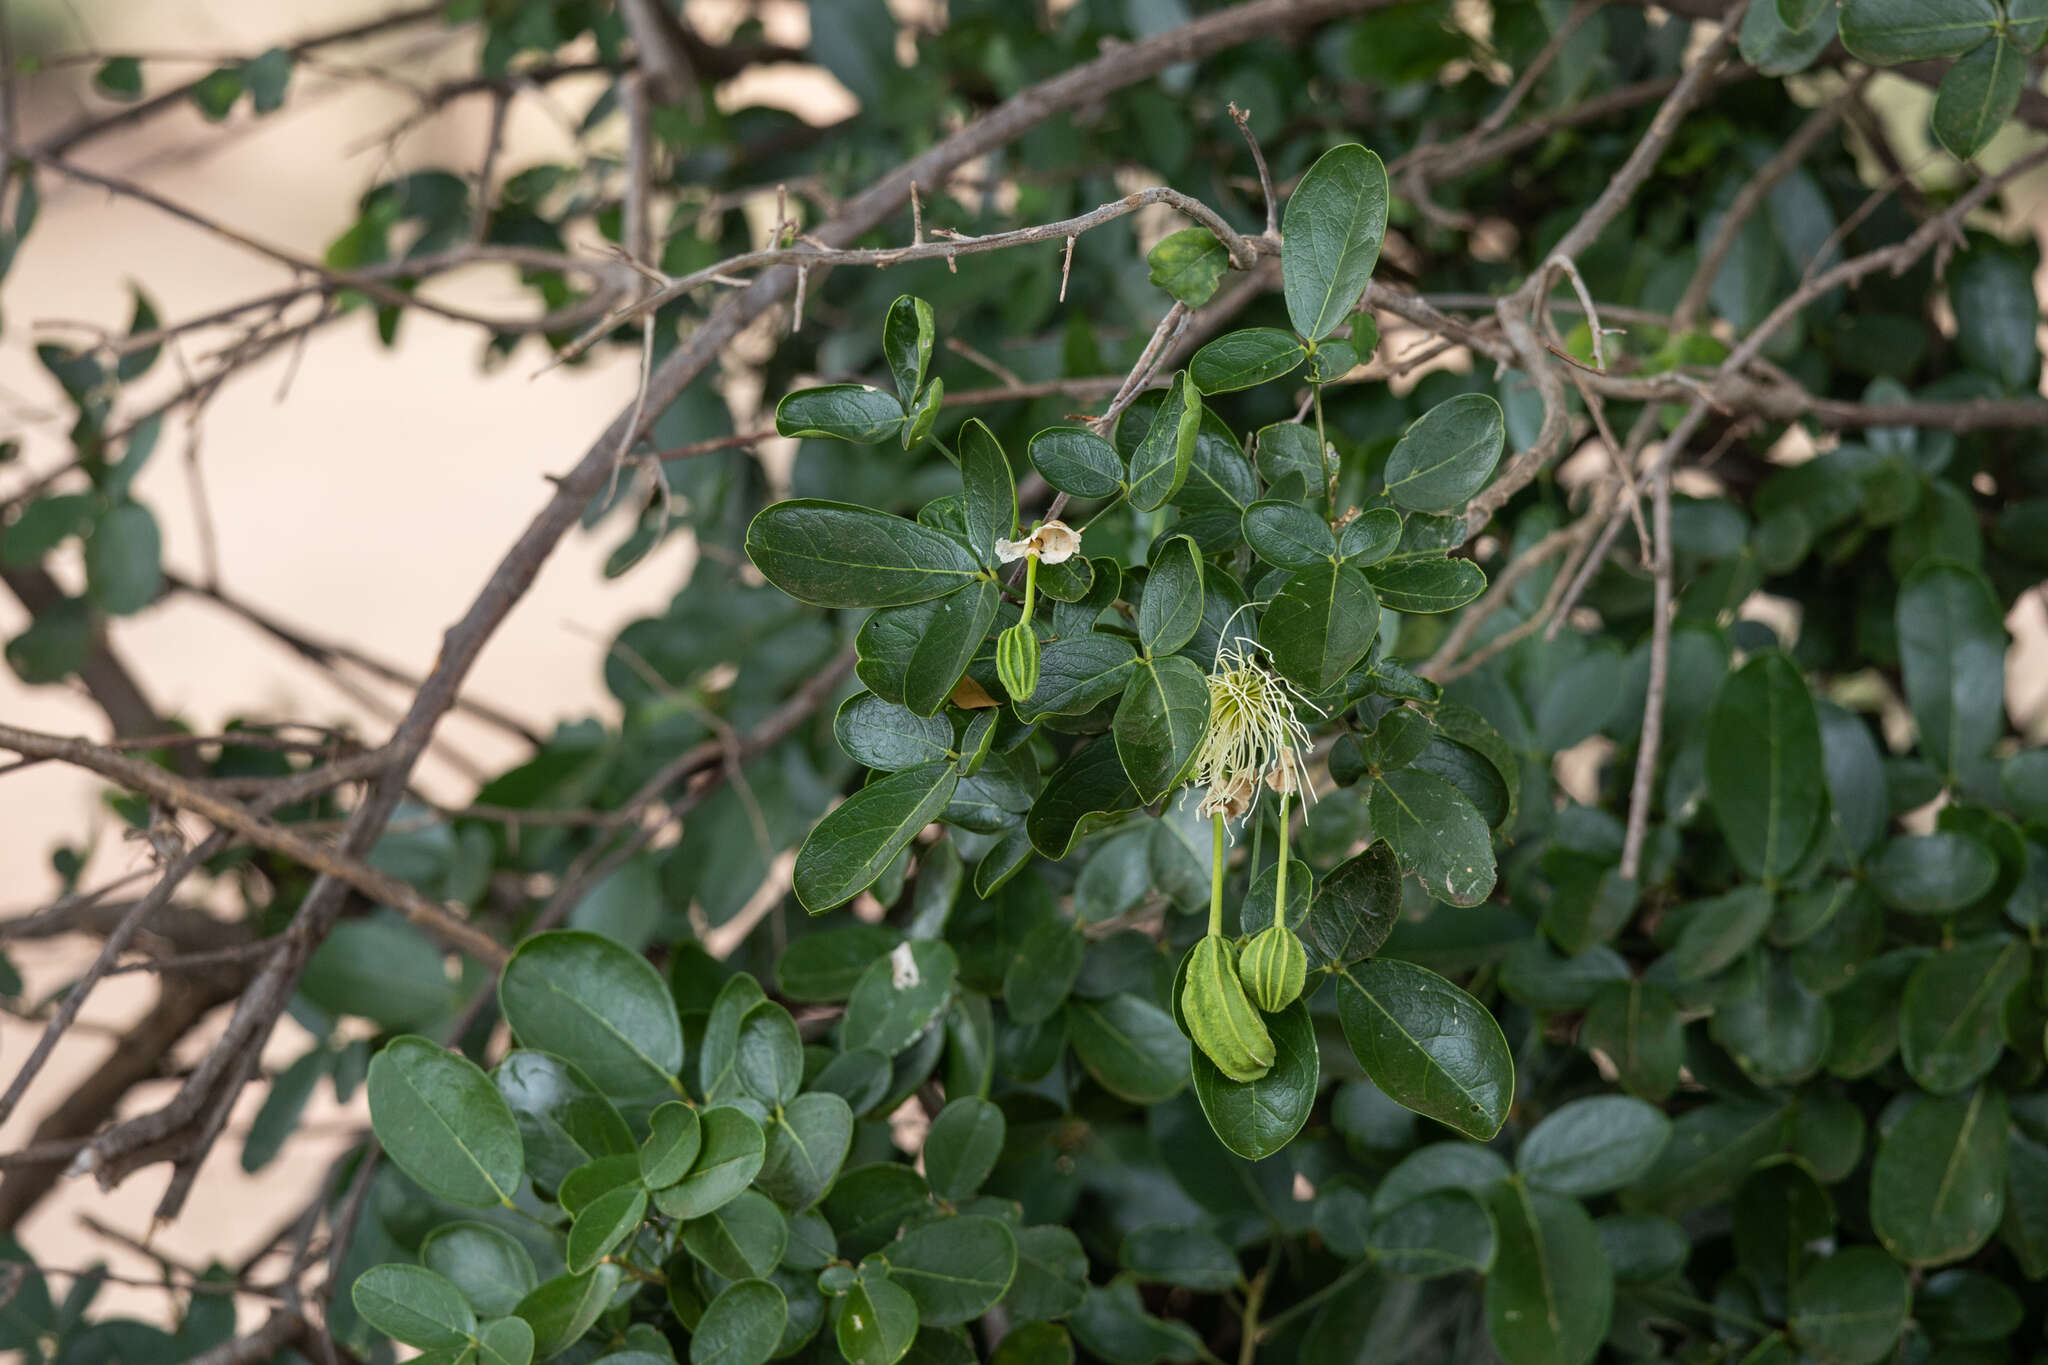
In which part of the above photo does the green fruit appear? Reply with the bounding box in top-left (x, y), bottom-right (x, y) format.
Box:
top-left (996, 622), bottom-right (1040, 700)
top-left (1239, 924), bottom-right (1307, 1013)
top-left (1181, 935), bottom-right (1273, 1081)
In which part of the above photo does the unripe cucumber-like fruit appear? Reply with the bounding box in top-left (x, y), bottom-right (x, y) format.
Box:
top-left (996, 623), bottom-right (1039, 701)
top-left (1239, 923), bottom-right (1307, 1012)
top-left (1181, 934), bottom-right (1273, 1081)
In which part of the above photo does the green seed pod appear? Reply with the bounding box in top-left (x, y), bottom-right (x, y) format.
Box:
top-left (1239, 923), bottom-right (1307, 1013)
top-left (996, 623), bottom-right (1040, 701)
top-left (1181, 934), bottom-right (1273, 1082)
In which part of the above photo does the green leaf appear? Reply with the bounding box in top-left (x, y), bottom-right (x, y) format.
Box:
top-left (1260, 561), bottom-right (1380, 693)
top-left (94, 56), bottom-right (143, 99)
top-left (836, 1273), bottom-right (918, 1365)
top-left (876, 1216), bottom-right (1018, 1326)
top-left (242, 1048), bottom-right (324, 1173)
top-left (1281, 143), bottom-right (1390, 342)
top-left (1365, 557), bottom-right (1486, 613)
top-left (1304, 843), bottom-right (1400, 967)
top-left (902, 579), bottom-right (1001, 717)
top-left (492, 1050), bottom-right (634, 1191)
top-left (1138, 534), bottom-right (1204, 657)
top-left (1896, 562), bottom-right (2006, 782)
top-left (1711, 954), bottom-right (1832, 1086)
top-left (2, 492), bottom-right (94, 567)
top-left (654, 1105), bottom-right (766, 1220)
top-left (1003, 1226), bottom-right (1088, 1323)
top-left (189, 65), bottom-right (242, 120)
top-left (1900, 937), bottom-right (2028, 1093)
top-left (958, 420), bottom-right (1016, 561)
top-left (566, 1183), bottom-right (646, 1273)
top-left (1243, 500), bottom-right (1336, 569)
top-left (1517, 1096), bottom-right (1671, 1197)
top-left (367, 1036), bottom-right (523, 1208)
top-left (1483, 1182), bottom-right (1614, 1365)
top-left (1026, 738), bottom-right (1142, 859)
top-left (499, 931), bottom-right (682, 1101)
top-left (884, 296), bottom-right (936, 409)
top-left (1337, 507), bottom-right (1402, 565)
top-left (746, 500), bottom-right (980, 609)
top-left (692, 1279), bottom-right (787, 1365)
top-left (757, 1091), bottom-right (854, 1210)
top-left (420, 1223), bottom-right (538, 1319)
top-left (989, 1322), bottom-right (1073, 1365)
top-left (1870, 1086), bottom-right (2007, 1266)
top-left (1016, 635), bottom-right (1138, 722)
top-left (924, 1098), bottom-right (1005, 1201)
top-left (835, 694), bottom-right (954, 772)
top-left (843, 939), bottom-right (958, 1055)
top-left (353, 1264), bottom-right (476, 1349)
top-left (1070, 1281), bottom-right (1203, 1365)
top-left (1188, 328), bottom-right (1307, 395)
top-left (1742, 0), bottom-right (1840, 75)
top-left (475, 1317), bottom-right (534, 1365)
top-left (1127, 372), bottom-right (1200, 512)
top-left (1066, 994), bottom-right (1190, 1103)
top-left (1370, 767), bottom-right (1497, 906)
top-left (1114, 656), bottom-right (1210, 804)
top-left (683, 1189), bottom-right (788, 1279)
top-left (2013, 0), bottom-right (2048, 48)
top-left (1338, 960), bottom-right (1513, 1139)
top-left (1706, 652), bottom-right (1825, 882)
top-left (1789, 1247), bottom-right (1911, 1365)
top-left (1626, 1100), bottom-right (1791, 1216)
top-left (1003, 918), bottom-right (1085, 1025)
top-left (1839, 0), bottom-right (1997, 62)
top-left (1192, 998), bottom-right (1318, 1159)
top-left (735, 1001), bottom-right (804, 1106)
top-left (775, 925), bottom-right (902, 1004)
top-left (1950, 240), bottom-right (2040, 391)
top-left (1868, 832), bottom-right (1999, 913)
top-left (85, 501), bottom-right (162, 615)
top-left (1371, 1189), bottom-right (1496, 1277)
top-left (1932, 36), bottom-right (2024, 159)
top-left (1255, 422), bottom-right (1325, 492)
top-left (776, 385), bottom-right (905, 443)
top-left (1027, 428), bottom-right (1123, 499)
top-left (1120, 1226), bottom-right (1241, 1291)
top-left (794, 763), bottom-right (960, 913)
top-left (1147, 227), bottom-right (1228, 307)
top-left (1382, 394), bottom-right (1506, 513)
top-left (1668, 885), bottom-right (1775, 980)
top-left (517, 1265), bottom-right (621, 1359)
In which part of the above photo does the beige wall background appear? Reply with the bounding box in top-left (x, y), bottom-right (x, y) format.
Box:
top-left (0, 0), bottom-right (2043, 1344)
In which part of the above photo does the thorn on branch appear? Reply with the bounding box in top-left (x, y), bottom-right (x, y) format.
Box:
top-left (1061, 236), bottom-right (1074, 302)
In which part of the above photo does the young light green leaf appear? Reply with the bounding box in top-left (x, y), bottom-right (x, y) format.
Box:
top-left (1147, 226), bottom-right (1228, 306)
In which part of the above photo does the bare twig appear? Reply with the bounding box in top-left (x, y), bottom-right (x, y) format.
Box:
top-left (1620, 456), bottom-right (1674, 881)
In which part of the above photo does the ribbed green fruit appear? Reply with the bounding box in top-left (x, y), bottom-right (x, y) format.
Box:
top-left (1181, 934), bottom-right (1273, 1081)
top-left (1239, 924), bottom-right (1307, 1012)
top-left (996, 623), bottom-right (1040, 701)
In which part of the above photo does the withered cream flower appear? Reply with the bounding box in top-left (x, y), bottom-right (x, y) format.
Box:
top-left (995, 519), bottom-right (1081, 565)
top-left (1190, 636), bottom-right (1320, 821)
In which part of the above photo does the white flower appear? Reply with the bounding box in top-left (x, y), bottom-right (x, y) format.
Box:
top-left (1188, 636), bottom-right (1321, 821)
top-left (995, 519), bottom-right (1081, 565)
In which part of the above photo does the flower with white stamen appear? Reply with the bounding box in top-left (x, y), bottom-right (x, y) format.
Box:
top-left (1187, 634), bottom-right (1321, 826)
